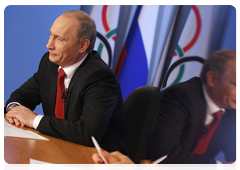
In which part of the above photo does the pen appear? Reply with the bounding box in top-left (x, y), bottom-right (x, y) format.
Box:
top-left (91, 136), bottom-right (108, 164)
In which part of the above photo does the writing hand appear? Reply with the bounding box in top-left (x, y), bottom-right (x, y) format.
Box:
top-left (92, 149), bottom-right (154, 170)
top-left (92, 149), bottom-right (134, 164)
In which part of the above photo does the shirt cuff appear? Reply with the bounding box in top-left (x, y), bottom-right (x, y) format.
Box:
top-left (33, 115), bottom-right (44, 129)
top-left (216, 161), bottom-right (224, 170)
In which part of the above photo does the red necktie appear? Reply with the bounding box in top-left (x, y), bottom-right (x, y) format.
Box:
top-left (55, 68), bottom-right (66, 119)
top-left (193, 110), bottom-right (222, 155)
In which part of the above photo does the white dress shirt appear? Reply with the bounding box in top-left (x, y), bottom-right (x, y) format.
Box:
top-left (202, 84), bottom-right (225, 164)
top-left (33, 53), bottom-right (88, 129)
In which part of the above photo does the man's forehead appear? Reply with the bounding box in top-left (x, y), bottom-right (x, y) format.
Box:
top-left (50, 15), bottom-right (79, 35)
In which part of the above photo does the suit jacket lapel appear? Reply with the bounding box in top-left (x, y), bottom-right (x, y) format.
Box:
top-left (64, 68), bottom-right (81, 116)
top-left (49, 63), bottom-right (59, 116)
top-left (64, 52), bottom-right (93, 116)
top-left (194, 79), bottom-right (208, 146)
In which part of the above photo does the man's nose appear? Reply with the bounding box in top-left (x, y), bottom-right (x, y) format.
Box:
top-left (46, 37), bottom-right (54, 50)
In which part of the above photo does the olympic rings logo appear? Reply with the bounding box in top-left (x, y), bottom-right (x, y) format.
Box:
top-left (96, 5), bottom-right (117, 67)
top-left (162, 5), bottom-right (205, 88)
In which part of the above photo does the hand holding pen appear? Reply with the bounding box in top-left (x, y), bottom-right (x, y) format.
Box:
top-left (91, 136), bottom-right (167, 164)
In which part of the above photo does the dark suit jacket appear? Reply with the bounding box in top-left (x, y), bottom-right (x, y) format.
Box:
top-left (150, 77), bottom-right (236, 163)
top-left (5, 51), bottom-right (129, 155)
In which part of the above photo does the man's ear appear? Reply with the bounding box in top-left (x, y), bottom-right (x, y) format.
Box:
top-left (206, 71), bottom-right (216, 87)
top-left (78, 39), bottom-right (90, 53)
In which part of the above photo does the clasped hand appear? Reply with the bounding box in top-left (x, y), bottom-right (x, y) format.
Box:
top-left (6, 105), bottom-right (37, 128)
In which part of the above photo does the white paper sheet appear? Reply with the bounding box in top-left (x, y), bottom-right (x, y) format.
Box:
top-left (4, 119), bottom-right (49, 141)
top-left (29, 159), bottom-right (80, 170)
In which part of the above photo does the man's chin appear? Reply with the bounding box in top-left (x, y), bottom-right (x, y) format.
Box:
top-left (49, 56), bottom-right (59, 64)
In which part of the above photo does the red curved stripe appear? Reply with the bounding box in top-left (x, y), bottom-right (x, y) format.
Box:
top-left (102, 5), bottom-right (110, 32)
top-left (183, 5), bottom-right (201, 53)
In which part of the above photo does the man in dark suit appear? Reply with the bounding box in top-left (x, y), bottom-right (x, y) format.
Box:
top-left (5, 10), bottom-right (129, 155)
top-left (150, 50), bottom-right (236, 163)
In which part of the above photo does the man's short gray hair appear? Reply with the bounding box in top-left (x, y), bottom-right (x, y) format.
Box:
top-left (200, 49), bottom-right (236, 83)
top-left (62, 10), bottom-right (97, 53)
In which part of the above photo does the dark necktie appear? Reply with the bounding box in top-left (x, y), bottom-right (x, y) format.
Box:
top-left (55, 68), bottom-right (66, 119)
top-left (193, 110), bottom-right (222, 155)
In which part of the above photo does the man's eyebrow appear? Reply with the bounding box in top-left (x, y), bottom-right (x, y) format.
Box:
top-left (49, 30), bottom-right (61, 37)
top-left (49, 30), bottom-right (69, 41)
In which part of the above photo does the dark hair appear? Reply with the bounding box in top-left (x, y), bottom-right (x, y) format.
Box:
top-left (200, 49), bottom-right (236, 83)
top-left (62, 10), bottom-right (97, 53)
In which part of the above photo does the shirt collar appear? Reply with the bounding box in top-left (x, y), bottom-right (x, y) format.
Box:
top-left (58, 53), bottom-right (88, 80)
top-left (202, 84), bottom-right (225, 116)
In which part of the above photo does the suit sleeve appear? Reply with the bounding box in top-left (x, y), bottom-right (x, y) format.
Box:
top-left (150, 87), bottom-right (217, 164)
top-left (36, 66), bottom-right (121, 147)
